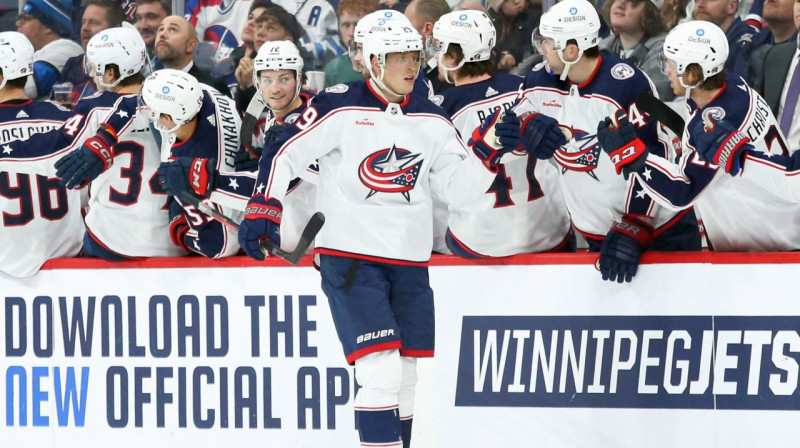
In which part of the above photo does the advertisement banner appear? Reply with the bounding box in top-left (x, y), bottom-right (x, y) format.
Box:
top-left (2, 254), bottom-right (800, 447)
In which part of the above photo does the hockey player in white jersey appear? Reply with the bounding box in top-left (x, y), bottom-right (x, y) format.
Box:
top-left (596, 21), bottom-right (800, 251)
top-left (0, 27), bottom-right (185, 260)
top-left (431, 10), bottom-right (572, 257)
top-left (238, 21), bottom-right (510, 448)
top-left (0, 32), bottom-right (82, 278)
top-left (509, 0), bottom-right (701, 282)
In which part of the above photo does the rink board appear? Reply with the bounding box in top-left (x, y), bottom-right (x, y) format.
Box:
top-left (1, 252), bottom-right (799, 447)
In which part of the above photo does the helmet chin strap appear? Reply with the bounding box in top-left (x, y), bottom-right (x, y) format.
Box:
top-left (556, 49), bottom-right (582, 82)
top-left (96, 64), bottom-right (125, 90)
top-left (367, 59), bottom-right (404, 102)
top-left (437, 52), bottom-right (465, 85)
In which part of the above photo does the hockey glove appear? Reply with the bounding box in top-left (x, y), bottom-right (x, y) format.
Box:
top-left (598, 216), bottom-right (653, 283)
top-left (168, 199), bottom-right (191, 251)
top-left (238, 196), bottom-right (282, 261)
top-left (468, 110), bottom-right (521, 170)
top-left (518, 112), bottom-right (566, 160)
top-left (690, 118), bottom-right (753, 176)
top-left (596, 110), bottom-right (649, 179)
top-left (264, 123), bottom-right (287, 147)
top-left (158, 158), bottom-right (216, 199)
top-left (55, 123), bottom-right (117, 189)
top-left (234, 146), bottom-right (262, 172)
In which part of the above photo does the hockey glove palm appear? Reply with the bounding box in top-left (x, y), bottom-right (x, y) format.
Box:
top-left (518, 112), bottom-right (566, 160)
top-left (598, 216), bottom-right (653, 283)
top-left (238, 196), bottom-right (282, 261)
top-left (55, 123), bottom-right (117, 189)
top-left (690, 118), bottom-right (753, 176)
top-left (158, 158), bottom-right (216, 199)
top-left (469, 110), bottom-right (521, 169)
top-left (596, 110), bottom-right (649, 179)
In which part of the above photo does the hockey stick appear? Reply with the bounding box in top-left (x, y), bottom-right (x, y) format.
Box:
top-left (635, 94), bottom-right (686, 137)
top-left (179, 192), bottom-right (325, 265)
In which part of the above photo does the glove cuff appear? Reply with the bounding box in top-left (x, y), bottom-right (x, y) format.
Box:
top-left (244, 197), bottom-right (283, 224)
top-left (85, 136), bottom-right (114, 171)
top-left (611, 216), bottom-right (654, 246)
top-left (608, 137), bottom-right (647, 175)
top-left (97, 123), bottom-right (118, 145)
top-left (169, 214), bottom-right (190, 251)
top-left (189, 158), bottom-right (213, 197)
top-left (714, 131), bottom-right (750, 174)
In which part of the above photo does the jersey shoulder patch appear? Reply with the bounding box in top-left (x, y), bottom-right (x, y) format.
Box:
top-left (325, 84), bottom-right (349, 94)
top-left (610, 63), bottom-right (635, 80)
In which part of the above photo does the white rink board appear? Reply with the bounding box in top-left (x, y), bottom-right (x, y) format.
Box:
top-left (1, 259), bottom-right (799, 447)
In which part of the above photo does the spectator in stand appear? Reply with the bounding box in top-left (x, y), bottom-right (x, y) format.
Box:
top-left (749, 0), bottom-right (796, 91)
top-left (154, 15), bottom-right (231, 96)
top-left (135, 0), bottom-right (170, 60)
top-left (273, 0), bottom-right (344, 70)
top-left (692, 0), bottom-right (757, 81)
top-left (234, 6), bottom-right (306, 112)
top-left (16, 0), bottom-right (82, 99)
top-left (488, 0), bottom-right (542, 72)
top-left (217, 1), bottom-right (272, 97)
top-left (661, 0), bottom-right (687, 28)
top-left (59, 0), bottom-right (125, 107)
top-left (600, 0), bottom-right (671, 99)
top-left (405, 0), bottom-right (452, 93)
top-left (185, 0), bottom-right (251, 51)
top-left (323, 0), bottom-right (380, 87)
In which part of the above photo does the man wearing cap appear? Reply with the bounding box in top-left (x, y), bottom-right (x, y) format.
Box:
top-left (16, 0), bottom-right (82, 99)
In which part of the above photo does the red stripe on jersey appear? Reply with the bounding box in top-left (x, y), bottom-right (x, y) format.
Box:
top-left (346, 341), bottom-right (403, 365)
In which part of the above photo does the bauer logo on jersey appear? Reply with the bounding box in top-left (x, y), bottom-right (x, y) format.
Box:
top-left (358, 145), bottom-right (423, 202)
top-left (553, 127), bottom-right (601, 177)
top-left (610, 63), bottom-right (635, 80)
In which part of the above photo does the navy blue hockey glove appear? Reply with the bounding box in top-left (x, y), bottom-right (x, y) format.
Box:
top-left (55, 123), bottom-right (117, 189)
top-left (517, 112), bottom-right (566, 160)
top-left (598, 216), bottom-right (653, 283)
top-left (234, 146), bottom-right (262, 172)
top-left (690, 118), bottom-right (753, 176)
top-left (158, 158), bottom-right (216, 199)
top-left (596, 110), bottom-right (649, 179)
top-left (238, 196), bottom-right (282, 261)
top-left (263, 123), bottom-right (287, 147)
top-left (468, 110), bottom-right (521, 170)
top-left (168, 199), bottom-right (191, 252)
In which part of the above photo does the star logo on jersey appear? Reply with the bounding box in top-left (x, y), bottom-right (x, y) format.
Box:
top-left (2, 145), bottom-right (12, 154)
top-left (256, 183), bottom-right (265, 194)
top-left (228, 178), bottom-right (239, 190)
top-left (485, 86), bottom-right (499, 98)
top-left (116, 110), bottom-right (129, 119)
top-left (358, 145), bottom-right (423, 202)
top-left (207, 115), bottom-right (217, 127)
top-left (642, 167), bottom-right (652, 181)
top-left (553, 126), bottom-right (601, 180)
top-left (15, 110), bottom-right (28, 118)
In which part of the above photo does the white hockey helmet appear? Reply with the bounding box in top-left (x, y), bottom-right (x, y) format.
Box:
top-left (0, 32), bottom-right (34, 90)
top-left (139, 69), bottom-right (204, 133)
top-left (86, 26), bottom-right (147, 89)
top-left (433, 11), bottom-right (496, 84)
top-left (661, 20), bottom-right (728, 88)
top-left (354, 10), bottom-right (412, 45)
top-left (252, 40), bottom-right (304, 111)
top-left (535, 0), bottom-right (600, 80)
top-left (362, 20), bottom-right (423, 98)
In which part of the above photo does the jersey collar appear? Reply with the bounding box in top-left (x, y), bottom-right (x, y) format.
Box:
top-left (366, 79), bottom-right (410, 108)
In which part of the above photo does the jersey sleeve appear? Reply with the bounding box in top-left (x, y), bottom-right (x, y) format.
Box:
top-left (255, 97), bottom-right (338, 203)
top-left (429, 118), bottom-right (497, 207)
top-left (737, 151), bottom-right (800, 202)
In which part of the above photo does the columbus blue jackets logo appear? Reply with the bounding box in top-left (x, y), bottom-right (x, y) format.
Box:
top-left (358, 145), bottom-right (423, 202)
top-left (203, 25), bottom-right (240, 51)
top-left (553, 126), bottom-right (601, 180)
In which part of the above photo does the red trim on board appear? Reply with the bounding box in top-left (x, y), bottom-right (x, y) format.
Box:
top-left (39, 251), bottom-right (800, 271)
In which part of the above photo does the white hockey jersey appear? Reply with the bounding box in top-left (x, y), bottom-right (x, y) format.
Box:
top-left (0, 100), bottom-right (82, 278)
top-left (434, 73), bottom-right (571, 257)
top-left (185, 0), bottom-right (252, 49)
top-left (0, 92), bottom-right (185, 258)
top-left (254, 80), bottom-right (497, 264)
top-left (514, 54), bottom-right (685, 241)
top-left (635, 73), bottom-right (800, 251)
top-left (273, 0), bottom-right (343, 70)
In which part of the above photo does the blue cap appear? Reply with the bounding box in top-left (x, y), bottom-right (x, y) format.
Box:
top-left (21, 0), bottom-right (74, 38)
